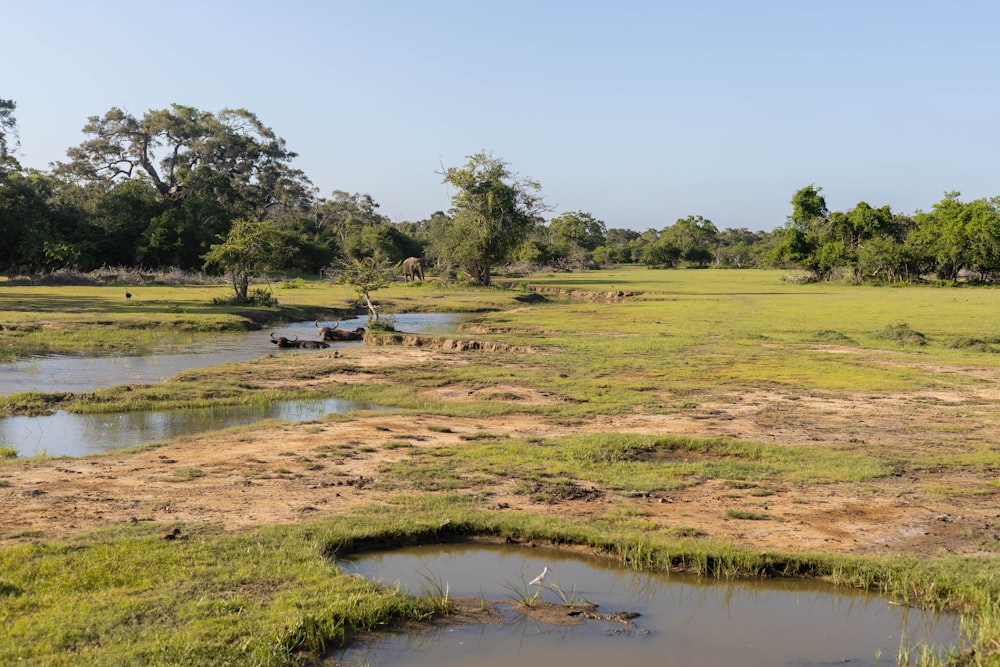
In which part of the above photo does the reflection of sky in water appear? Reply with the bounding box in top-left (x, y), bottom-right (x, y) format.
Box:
top-left (0, 315), bottom-right (467, 457)
top-left (335, 544), bottom-right (965, 667)
top-left (0, 398), bottom-right (382, 458)
top-left (0, 314), bottom-right (471, 394)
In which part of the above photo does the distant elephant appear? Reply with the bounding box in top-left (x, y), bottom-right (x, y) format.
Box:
top-left (402, 257), bottom-right (424, 282)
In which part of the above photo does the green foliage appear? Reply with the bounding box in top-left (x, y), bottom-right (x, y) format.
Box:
top-left (429, 152), bottom-right (546, 285)
top-left (789, 183), bottom-right (829, 227)
top-left (874, 322), bottom-right (927, 346)
top-left (1, 508), bottom-right (997, 665)
top-left (164, 467), bottom-right (206, 482)
top-left (659, 215), bottom-right (718, 267)
top-left (0, 98), bottom-right (19, 175)
top-left (726, 509), bottom-right (772, 520)
top-left (203, 218), bottom-right (290, 304)
top-left (330, 254), bottom-right (396, 320)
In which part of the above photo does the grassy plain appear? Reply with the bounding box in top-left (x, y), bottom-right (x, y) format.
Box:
top-left (2, 267), bottom-right (1000, 665)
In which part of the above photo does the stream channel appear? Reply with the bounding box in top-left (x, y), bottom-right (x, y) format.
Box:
top-left (333, 543), bottom-right (966, 667)
top-left (0, 314), bottom-right (469, 457)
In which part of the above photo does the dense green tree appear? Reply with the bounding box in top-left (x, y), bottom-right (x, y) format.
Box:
top-left (430, 152), bottom-right (546, 285)
top-left (640, 235), bottom-right (681, 267)
top-left (88, 179), bottom-right (164, 266)
top-left (715, 227), bottom-right (767, 268)
top-left (541, 211), bottom-right (606, 268)
top-left (964, 198), bottom-right (1000, 279)
top-left (202, 218), bottom-right (291, 303)
top-left (0, 98), bottom-right (20, 180)
top-left (789, 184), bottom-right (828, 228)
top-left (0, 171), bottom-right (51, 271)
top-left (313, 190), bottom-right (423, 263)
top-left (58, 105), bottom-right (312, 213)
top-left (593, 228), bottom-right (641, 264)
top-left (913, 192), bottom-right (970, 280)
top-left (0, 170), bottom-right (91, 271)
top-left (549, 211), bottom-right (606, 251)
top-left (856, 235), bottom-right (922, 283)
top-left (661, 215), bottom-right (718, 266)
top-left (54, 105), bottom-right (314, 269)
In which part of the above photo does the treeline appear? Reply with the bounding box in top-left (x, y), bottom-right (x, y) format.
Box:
top-left (1, 100), bottom-right (997, 285)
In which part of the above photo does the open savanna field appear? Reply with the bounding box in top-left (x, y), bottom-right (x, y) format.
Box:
top-left (3, 267), bottom-right (1000, 665)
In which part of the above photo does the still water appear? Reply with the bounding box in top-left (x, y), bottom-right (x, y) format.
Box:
top-left (0, 398), bottom-right (383, 458)
top-left (0, 314), bottom-right (469, 395)
top-left (334, 544), bottom-right (965, 667)
top-left (0, 314), bottom-right (467, 457)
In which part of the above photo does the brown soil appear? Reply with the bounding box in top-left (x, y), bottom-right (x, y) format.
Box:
top-left (3, 343), bottom-right (1000, 560)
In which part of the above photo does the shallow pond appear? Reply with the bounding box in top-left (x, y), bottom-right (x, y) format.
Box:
top-left (0, 313), bottom-right (470, 395)
top-left (333, 543), bottom-right (965, 667)
top-left (0, 313), bottom-right (467, 457)
top-left (0, 397), bottom-right (384, 458)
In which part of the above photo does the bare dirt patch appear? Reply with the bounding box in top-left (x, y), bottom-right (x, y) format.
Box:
top-left (3, 345), bottom-right (1000, 560)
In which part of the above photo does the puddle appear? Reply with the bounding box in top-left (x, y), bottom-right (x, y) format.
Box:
top-left (0, 398), bottom-right (384, 458)
top-left (0, 313), bottom-right (472, 395)
top-left (333, 543), bottom-right (965, 667)
top-left (0, 313), bottom-right (469, 457)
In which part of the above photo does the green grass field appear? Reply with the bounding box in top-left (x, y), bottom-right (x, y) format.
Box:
top-left (2, 268), bottom-right (1000, 665)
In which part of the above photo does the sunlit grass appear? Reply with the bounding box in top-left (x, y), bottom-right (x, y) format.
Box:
top-left (3, 503), bottom-right (993, 665)
top-left (5, 269), bottom-right (1000, 663)
top-left (381, 433), bottom-right (892, 495)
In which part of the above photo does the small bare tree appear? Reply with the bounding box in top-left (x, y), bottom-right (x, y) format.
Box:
top-left (331, 254), bottom-right (396, 322)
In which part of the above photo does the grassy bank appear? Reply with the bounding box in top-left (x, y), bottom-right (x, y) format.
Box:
top-left (0, 504), bottom-right (992, 666)
top-left (4, 267), bottom-right (1000, 664)
top-left (0, 278), bottom-right (525, 363)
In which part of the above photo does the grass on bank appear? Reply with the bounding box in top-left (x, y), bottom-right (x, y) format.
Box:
top-left (378, 433), bottom-right (893, 496)
top-left (5, 268), bottom-right (1000, 663)
top-left (0, 279), bottom-right (526, 362)
top-left (0, 502), bottom-right (993, 666)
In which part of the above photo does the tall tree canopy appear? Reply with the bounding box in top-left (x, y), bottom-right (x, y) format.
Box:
top-left (789, 184), bottom-right (829, 228)
top-left (53, 104), bottom-right (315, 268)
top-left (431, 152), bottom-right (546, 285)
top-left (0, 99), bottom-right (20, 180)
top-left (57, 105), bottom-right (312, 213)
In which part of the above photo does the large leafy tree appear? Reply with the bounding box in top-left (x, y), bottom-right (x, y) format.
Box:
top-left (58, 105), bottom-right (311, 210)
top-left (789, 184), bottom-right (829, 229)
top-left (202, 218), bottom-right (291, 304)
top-left (716, 227), bottom-right (767, 268)
top-left (544, 211), bottom-right (607, 268)
top-left (0, 98), bottom-right (20, 180)
top-left (55, 105), bottom-right (314, 268)
top-left (549, 211), bottom-right (606, 252)
top-left (661, 215), bottom-right (718, 266)
top-left (316, 191), bottom-right (386, 247)
top-left (914, 193), bottom-right (1000, 280)
top-left (431, 152), bottom-right (546, 285)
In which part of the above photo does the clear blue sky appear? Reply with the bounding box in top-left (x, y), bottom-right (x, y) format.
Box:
top-left (7, 1), bottom-right (1000, 232)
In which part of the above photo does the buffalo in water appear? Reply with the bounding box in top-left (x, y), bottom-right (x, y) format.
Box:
top-left (315, 320), bottom-right (366, 341)
top-left (271, 332), bottom-right (330, 349)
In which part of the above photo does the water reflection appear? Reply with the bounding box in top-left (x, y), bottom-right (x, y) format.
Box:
top-left (0, 314), bottom-right (471, 395)
top-left (333, 543), bottom-right (964, 667)
top-left (0, 398), bottom-right (381, 458)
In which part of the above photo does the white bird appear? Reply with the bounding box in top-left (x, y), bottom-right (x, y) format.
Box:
top-left (528, 566), bottom-right (549, 586)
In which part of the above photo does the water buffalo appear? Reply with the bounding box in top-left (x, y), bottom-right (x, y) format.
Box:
top-left (271, 332), bottom-right (332, 349)
top-left (270, 333), bottom-right (300, 348)
top-left (402, 257), bottom-right (424, 282)
top-left (315, 320), bottom-right (366, 341)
